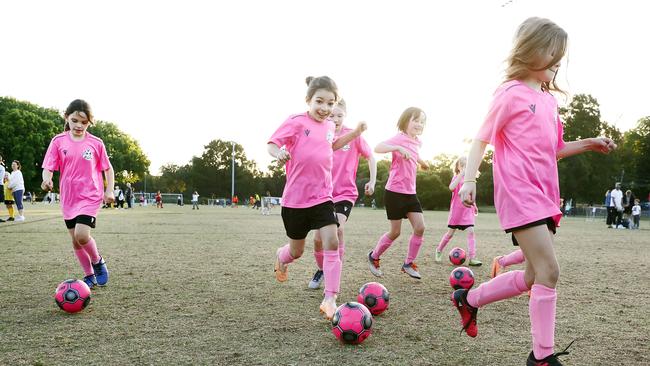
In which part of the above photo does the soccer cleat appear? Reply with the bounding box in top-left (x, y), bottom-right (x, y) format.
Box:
top-left (83, 274), bottom-right (97, 289)
top-left (308, 269), bottom-right (324, 289)
top-left (319, 297), bottom-right (337, 320)
top-left (274, 248), bottom-right (288, 282)
top-left (490, 256), bottom-right (505, 278)
top-left (367, 251), bottom-right (383, 277)
top-left (451, 289), bottom-right (478, 337)
top-left (7, 217), bottom-right (14, 221)
top-left (434, 250), bottom-right (443, 263)
top-left (468, 258), bottom-right (482, 266)
top-left (92, 256), bottom-right (109, 286)
top-left (15, 216), bottom-right (25, 222)
top-left (526, 340), bottom-right (575, 366)
top-left (401, 262), bottom-right (421, 279)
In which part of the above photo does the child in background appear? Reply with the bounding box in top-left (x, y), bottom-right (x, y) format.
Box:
top-left (4, 172), bottom-right (15, 221)
top-left (269, 76), bottom-right (366, 319)
top-left (435, 156), bottom-right (482, 266)
top-left (631, 199), bottom-right (641, 229)
top-left (42, 99), bottom-right (115, 289)
top-left (453, 18), bottom-right (616, 365)
top-left (368, 107), bottom-right (428, 280)
top-left (308, 99), bottom-right (377, 290)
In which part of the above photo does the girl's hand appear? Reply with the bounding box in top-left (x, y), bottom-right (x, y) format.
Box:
top-left (397, 147), bottom-right (410, 160)
top-left (419, 161), bottom-right (429, 170)
top-left (458, 181), bottom-right (476, 207)
top-left (355, 121), bottom-right (368, 135)
top-left (41, 180), bottom-right (53, 191)
top-left (364, 181), bottom-right (376, 196)
top-left (592, 137), bottom-right (617, 153)
top-left (276, 148), bottom-right (291, 165)
top-left (104, 190), bottom-right (115, 204)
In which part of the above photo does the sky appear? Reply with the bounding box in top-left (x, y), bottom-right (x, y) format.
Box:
top-left (2, 0), bottom-right (649, 174)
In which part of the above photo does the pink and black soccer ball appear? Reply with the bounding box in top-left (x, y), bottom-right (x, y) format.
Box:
top-left (331, 302), bottom-right (373, 344)
top-left (449, 267), bottom-right (475, 290)
top-left (55, 279), bottom-right (91, 313)
top-left (449, 247), bottom-right (466, 265)
top-left (357, 282), bottom-right (390, 316)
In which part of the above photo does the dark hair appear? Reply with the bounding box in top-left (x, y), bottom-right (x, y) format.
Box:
top-left (305, 76), bottom-right (339, 102)
top-left (64, 99), bottom-right (94, 131)
top-left (12, 160), bottom-right (21, 170)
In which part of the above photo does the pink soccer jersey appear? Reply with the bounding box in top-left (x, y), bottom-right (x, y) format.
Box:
top-left (476, 80), bottom-right (566, 230)
top-left (42, 132), bottom-right (112, 220)
top-left (447, 175), bottom-right (476, 226)
top-left (269, 112), bottom-right (336, 208)
top-left (332, 126), bottom-right (372, 204)
top-left (384, 132), bottom-right (421, 194)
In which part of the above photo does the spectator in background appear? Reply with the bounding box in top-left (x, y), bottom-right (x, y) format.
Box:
top-left (604, 190), bottom-right (612, 227)
top-left (125, 183), bottom-right (133, 209)
top-left (0, 156), bottom-right (5, 222)
top-left (177, 195), bottom-right (182, 206)
top-left (631, 199), bottom-right (641, 229)
top-left (609, 182), bottom-right (623, 228)
top-left (155, 191), bottom-right (163, 208)
top-left (3, 172), bottom-right (13, 221)
top-left (8, 160), bottom-right (26, 221)
top-left (192, 191), bottom-right (199, 210)
top-left (623, 190), bottom-right (635, 220)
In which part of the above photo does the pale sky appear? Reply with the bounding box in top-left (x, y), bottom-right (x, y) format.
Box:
top-left (2, 0), bottom-right (648, 174)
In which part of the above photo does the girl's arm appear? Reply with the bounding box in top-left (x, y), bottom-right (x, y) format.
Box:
top-left (448, 174), bottom-right (463, 191)
top-left (364, 154), bottom-right (377, 196)
top-left (333, 122), bottom-right (367, 151)
top-left (557, 137), bottom-right (616, 159)
top-left (104, 166), bottom-right (116, 204)
top-left (418, 159), bottom-right (429, 170)
top-left (267, 143), bottom-right (291, 164)
top-left (41, 169), bottom-right (54, 191)
top-left (375, 142), bottom-right (410, 160)
top-left (458, 140), bottom-right (488, 207)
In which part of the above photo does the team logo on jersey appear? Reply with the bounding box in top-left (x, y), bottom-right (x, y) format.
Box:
top-left (82, 148), bottom-right (93, 161)
top-left (304, 129), bottom-right (311, 136)
top-left (342, 144), bottom-right (351, 151)
top-left (528, 104), bottom-right (536, 114)
top-left (62, 149), bottom-right (68, 156)
top-left (326, 131), bottom-right (335, 143)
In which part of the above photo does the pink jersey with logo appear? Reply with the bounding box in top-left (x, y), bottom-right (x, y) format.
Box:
top-left (332, 126), bottom-right (372, 204)
top-left (384, 132), bottom-right (421, 194)
top-left (42, 132), bottom-right (112, 220)
top-left (476, 80), bottom-right (566, 230)
top-left (447, 174), bottom-right (476, 226)
top-left (269, 113), bottom-right (336, 208)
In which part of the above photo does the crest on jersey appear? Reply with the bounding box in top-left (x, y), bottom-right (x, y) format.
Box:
top-left (326, 131), bottom-right (335, 143)
top-left (82, 148), bottom-right (93, 161)
top-left (342, 144), bottom-right (351, 151)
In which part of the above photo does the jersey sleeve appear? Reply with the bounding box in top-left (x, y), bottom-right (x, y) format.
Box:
top-left (42, 138), bottom-right (61, 171)
top-left (357, 136), bottom-right (373, 159)
top-left (97, 141), bottom-right (112, 171)
top-left (268, 117), bottom-right (298, 149)
top-left (475, 89), bottom-right (512, 145)
top-left (556, 113), bottom-right (566, 151)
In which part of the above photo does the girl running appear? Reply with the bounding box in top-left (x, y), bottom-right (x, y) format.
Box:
top-left (451, 18), bottom-right (616, 366)
top-left (42, 99), bottom-right (115, 289)
top-left (308, 99), bottom-right (377, 290)
top-left (367, 107), bottom-right (428, 280)
top-left (435, 156), bottom-right (482, 266)
top-left (269, 76), bottom-right (366, 319)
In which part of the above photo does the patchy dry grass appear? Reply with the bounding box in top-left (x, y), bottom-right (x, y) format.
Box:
top-left (0, 204), bottom-right (648, 365)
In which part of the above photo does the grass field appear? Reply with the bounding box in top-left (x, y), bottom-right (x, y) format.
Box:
top-left (1, 204), bottom-right (648, 365)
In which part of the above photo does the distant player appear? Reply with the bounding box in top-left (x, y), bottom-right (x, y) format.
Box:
top-left (367, 107), bottom-right (429, 280)
top-left (452, 18), bottom-right (616, 365)
top-left (268, 76), bottom-right (366, 319)
top-left (192, 191), bottom-right (200, 210)
top-left (308, 99), bottom-right (377, 289)
top-left (41, 99), bottom-right (114, 289)
top-left (435, 156), bottom-right (482, 266)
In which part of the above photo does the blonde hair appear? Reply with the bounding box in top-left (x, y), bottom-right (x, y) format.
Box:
top-left (450, 156), bottom-right (467, 175)
top-left (505, 17), bottom-right (568, 94)
top-left (397, 107), bottom-right (425, 133)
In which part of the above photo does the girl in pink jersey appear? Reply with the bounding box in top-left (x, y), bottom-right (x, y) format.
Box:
top-left (308, 99), bottom-right (377, 290)
top-left (435, 156), bottom-right (482, 266)
top-left (451, 18), bottom-right (616, 366)
top-left (368, 107), bottom-right (429, 280)
top-left (42, 100), bottom-right (115, 289)
top-left (268, 76), bottom-right (367, 319)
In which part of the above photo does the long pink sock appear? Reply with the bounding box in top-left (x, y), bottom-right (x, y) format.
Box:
top-left (74, 248), bottom-right (94, 276)
top-left (323, 250), bottom-right (341, 297)
top-left (405, 234), bottom-right (423, 264)
top-left (338, 239), bottom-right (345, 262)
top-left (530, 284), bottom-right (557, 360)
top-left (314, 249), bottom-right (324, 270)
top-left (278, 244), bottom-right (295, 265)
top-left (82, 237), bottom-right (101, 264)
top-left (466, 270), bottom-right (529, 308)
top-left (467, 232), bottom-right (476, 259)
top-left (499, 249), bottom-right (525, 267)
top-left (436, 232), bottom-right (452, 252)
top-left (371, 233), bottom-right (394, 259)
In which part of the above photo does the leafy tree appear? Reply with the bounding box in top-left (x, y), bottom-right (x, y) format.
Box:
top-left (90, 121), bottom-right (150, 185)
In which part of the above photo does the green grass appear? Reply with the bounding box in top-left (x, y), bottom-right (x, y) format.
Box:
top-left (0, 205), bottom-right (648, 365)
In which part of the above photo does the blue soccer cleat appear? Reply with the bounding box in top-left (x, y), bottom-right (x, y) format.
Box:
top-left (92, 256), bottom-right (109, 286)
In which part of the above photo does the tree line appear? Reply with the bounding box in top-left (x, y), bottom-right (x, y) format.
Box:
top-left (1, 94), bottom-right (647, 207)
